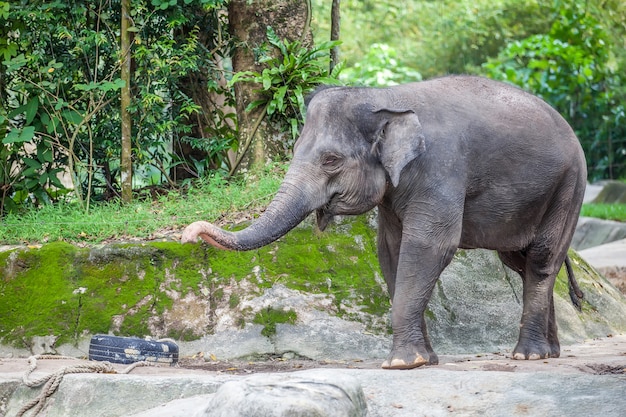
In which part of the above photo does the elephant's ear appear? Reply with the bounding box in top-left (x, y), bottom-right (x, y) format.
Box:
top-left (373, 109), bottom-right (426, 187)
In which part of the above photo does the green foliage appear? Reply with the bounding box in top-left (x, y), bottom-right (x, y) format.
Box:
top-left (312, 0), bottom-right (553, 78)
top-left (0, 0), bottom-right (124, 212)
top-left (340, 43), bottom-right (422, 86)
top-left (129, 0), bottom-right (236, 180)
top-left (230, 26), bottom-right (342, 141)
top-left (483, 2), bottom-right (626, 180)
top-left (431, 0), bottom-right (553, 75)
top-left (0, 0), bottom-right (233, 215)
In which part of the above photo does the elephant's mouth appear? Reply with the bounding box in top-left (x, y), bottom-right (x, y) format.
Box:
top-left (316, 206), bottom-right (335, 232)
top-left (316, 191), bottom-right (375, 231)
top-left (316, 194), bottom-right (339, 232)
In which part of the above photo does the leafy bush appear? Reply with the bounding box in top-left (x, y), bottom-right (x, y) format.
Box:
top-left (340, 43), bottom-right (422, 86)
top-left (483, 2), bottom-right (626, 180)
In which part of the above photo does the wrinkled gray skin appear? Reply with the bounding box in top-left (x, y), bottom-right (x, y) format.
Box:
top-left (182, 75), bottom-right (587, 370)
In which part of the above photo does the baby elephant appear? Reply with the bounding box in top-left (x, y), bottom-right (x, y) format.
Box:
top-left (182, 75), bottom-right (587, 370)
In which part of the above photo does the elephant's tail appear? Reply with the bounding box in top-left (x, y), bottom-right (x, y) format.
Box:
top-left (565, 256), bottom-right (584, 311)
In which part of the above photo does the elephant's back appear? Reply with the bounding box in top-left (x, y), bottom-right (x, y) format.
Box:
top-left (399, 76), bottom-right (582, 163)
top-left (398, 76), bottom-right (586, 203)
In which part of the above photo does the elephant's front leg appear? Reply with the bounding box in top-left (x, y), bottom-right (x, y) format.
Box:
top-left (377, 206), bottom-right (402, 299)
top-left (381, 231), bottom-right (456, 370)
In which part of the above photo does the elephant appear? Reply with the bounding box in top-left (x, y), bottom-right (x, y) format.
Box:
top-left (182, 75), bottom-right (587, 370)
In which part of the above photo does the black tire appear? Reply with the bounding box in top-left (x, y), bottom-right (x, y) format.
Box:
top-left (89, 334), bottom-right (179, 365)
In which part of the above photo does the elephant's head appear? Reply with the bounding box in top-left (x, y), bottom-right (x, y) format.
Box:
top-left (181, 86), bottom-right (426, 250)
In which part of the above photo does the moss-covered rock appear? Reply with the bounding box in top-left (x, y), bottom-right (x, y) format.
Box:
top-left (1, 214), bottom-right (625, 359)
top-left (0, 215), bottom-right (387, 351)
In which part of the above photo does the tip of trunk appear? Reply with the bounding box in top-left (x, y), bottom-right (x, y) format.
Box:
top-left (181, 221), bottom-right (236, 250)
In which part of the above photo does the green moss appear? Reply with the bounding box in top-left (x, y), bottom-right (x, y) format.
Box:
top-left (455, 249), bottom-right (468, 259)
top-left (553, 249), bottom-right (611, 315)
top-left (264, 216), bottom-right (390, 319)
top-left (253, 307), bottom-right (298, 337)
top-left (554, 259), bottom-right (571, 301)
top-left (0, 242), bottom-right (80, 346)
top-left (5, 214), bottom-right (620, 349)
top-left (0, 240), bottom-right (215, 347)
top-left (229, 293), bottom-right (240, 308)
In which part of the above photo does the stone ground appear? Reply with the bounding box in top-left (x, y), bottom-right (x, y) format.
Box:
top-left (1, 335), bottom-right (625, 416)
top-left (3, 334), bottom-right (625, 378)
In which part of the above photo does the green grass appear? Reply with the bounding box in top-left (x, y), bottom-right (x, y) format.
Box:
top-left (0, 164), bottom-right (285, 245)
top-left (580, 203), bottom-right (626, 222)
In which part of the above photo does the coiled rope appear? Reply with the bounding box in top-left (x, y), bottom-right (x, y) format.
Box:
top-left (17, 355), bottom-right (152, 417)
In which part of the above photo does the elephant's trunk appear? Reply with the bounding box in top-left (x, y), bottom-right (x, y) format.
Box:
top-left (181, 178), bottom-right (316, 251)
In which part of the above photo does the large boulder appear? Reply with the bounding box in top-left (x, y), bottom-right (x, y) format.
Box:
top-left (572, 217), bottom-right (626, 250)
top-left (196, 370), bottom-right (366, 417)
top-left (591, 180), bottom-right (626, 204)
top-left (1, 214), bottom-right (625, 361)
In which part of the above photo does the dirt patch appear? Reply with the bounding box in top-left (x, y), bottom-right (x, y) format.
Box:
top-left (601, 266), bottom-right (626, 294)
top-left (177, 354), bottom-right (380, 375)
top-left (579, 363), bottom-right (626, 375)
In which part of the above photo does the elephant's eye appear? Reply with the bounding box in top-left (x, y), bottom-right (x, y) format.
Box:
top-left (322, 153), bottom-right (342, 167)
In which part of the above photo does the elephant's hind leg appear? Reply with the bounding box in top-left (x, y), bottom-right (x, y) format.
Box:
top-left (511, 169), bottom-right (584, 360)
top-left (499, 249), bottom-right (560, 360)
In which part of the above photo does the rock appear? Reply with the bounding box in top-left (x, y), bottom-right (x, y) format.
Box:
top-left (2, 336), bottom-right (626, 417)
top-left (4, 373), bottom-right (226, 417)
top-left (0, 380), bottom-right (19, 417)
top-left (30, 335), bottom-right (58, 355)
top-left (427, 249), bottom-right (522, 354)
top-left (599, 266), bottom-right (626, 294)
top-left (591, 180), bottom-right (626, 203)
top-left (583, 182), bottom-right (603, 203)
top-left (198, 325), bottom-right (275, 360)
top-left (579, 238), bottom-right (626, 296)
top-left (128, 394), bottom-right (216, 417)
top-left (572, 217), bottom-right (626, 250)
top-left (355, 366), bottom-right (626, 417)
top-left (196, 249), bottom-right (626, 360)
top-left (196, 370), bottom-right (367, 417)
top-left (274, 316), bottom-right (390, 361)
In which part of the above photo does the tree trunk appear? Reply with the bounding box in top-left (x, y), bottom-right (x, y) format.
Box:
top-left (120, 0), bottom-right (132, 203)
top-left (228, 0), bottom-right (313, 175)
top-left (171, 8), bottom-right (236, 181)
top-left (330, 0), bottom-right (341, 73)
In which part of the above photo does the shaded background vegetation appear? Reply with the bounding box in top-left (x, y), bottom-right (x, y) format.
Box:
top-left (1, 0), bottom-right (625, 221)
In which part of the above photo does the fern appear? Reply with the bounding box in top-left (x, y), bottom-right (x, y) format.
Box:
top-left (230, 26), bottom-right (342, 140)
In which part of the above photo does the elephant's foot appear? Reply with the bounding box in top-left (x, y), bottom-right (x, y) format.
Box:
top-left (381, 346), bottom-right (438, 370)
top-left (511, 338), bottom-right (559, 360)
